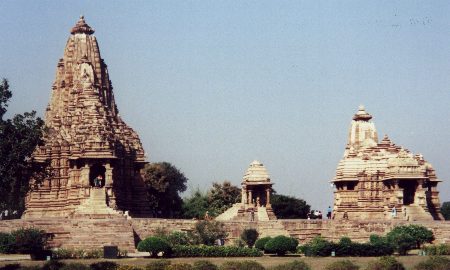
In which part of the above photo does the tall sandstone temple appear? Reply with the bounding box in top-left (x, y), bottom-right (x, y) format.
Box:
top-left (24, 17), bottom-right (151, 218)
top-left (332, 106), bottom-right (443, 221)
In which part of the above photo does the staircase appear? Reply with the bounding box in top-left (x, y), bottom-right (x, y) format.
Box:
top-left (404, 205), bottom-right (433, 221)
top-left (73, 187), bottom-right (122, 218)
top-left (257, 207), bottom-right (270, 221)
top-left (215, 203), bottom-right (243, 221)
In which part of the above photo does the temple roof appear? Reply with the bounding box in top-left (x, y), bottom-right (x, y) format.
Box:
top-left (242, 160), bottom-right (271, 184)
top-left (352, 105), bottom-right (372, 121)
top-left (70, 16), bottom-right (95, 35)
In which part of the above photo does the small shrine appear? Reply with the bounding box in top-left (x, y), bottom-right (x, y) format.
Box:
top-left (332, 106), bottom-right (444, 221)
top-left (216, 160), bottom-right (276, 221)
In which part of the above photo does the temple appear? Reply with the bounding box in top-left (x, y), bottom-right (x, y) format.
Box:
top-left (216, 160), bottom-right (276, 221)
top-left (332, 106), bottom-right (443, 221)
top-left (23, 16), bottom-right (151, 218)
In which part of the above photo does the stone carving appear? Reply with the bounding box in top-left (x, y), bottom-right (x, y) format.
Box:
top-left (332, 106), bottom-right (443, 221)
top-left (23, 16), bottom-right (151, 218)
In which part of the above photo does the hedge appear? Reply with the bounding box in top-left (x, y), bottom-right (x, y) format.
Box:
top-left (172, 245), bottom-right (263, 257)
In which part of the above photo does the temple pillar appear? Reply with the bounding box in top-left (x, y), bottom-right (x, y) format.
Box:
top-left (105, 163), bottom-right (113, 187)
top-left (266, 187), bottom-right (271, 208)
top-left (241, 187), bottom-right (247, 204)
top-left (248, 190), bottom-right (253, 206)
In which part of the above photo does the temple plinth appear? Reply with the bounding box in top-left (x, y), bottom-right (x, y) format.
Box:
top-left (24, 16), bottom-right (151, 218)
top-left (332, 106), bottom-right (443, 221)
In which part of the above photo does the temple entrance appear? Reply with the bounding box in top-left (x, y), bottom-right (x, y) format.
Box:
top-left (89, 163), bottom-right (106, 187)
top-left (400, 181), bottom-right (416, 205)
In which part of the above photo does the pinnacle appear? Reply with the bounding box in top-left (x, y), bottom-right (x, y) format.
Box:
top-left (70, 15), bottom-right (95, 35)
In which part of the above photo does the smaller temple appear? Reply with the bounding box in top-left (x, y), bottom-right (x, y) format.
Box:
top-left (216, 160), bottom-right (276, 221)
top-left (332, 106), bottom-right (443, 221)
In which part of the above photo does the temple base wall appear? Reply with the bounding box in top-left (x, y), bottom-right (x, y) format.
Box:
top-left (1, 218), bottom-right (449, 252)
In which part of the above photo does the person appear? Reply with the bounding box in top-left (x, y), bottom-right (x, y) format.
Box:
top-left (391, 206), bottom-right (397, 218)
top-left (94, 175), bottom-right (103, 187)
top-left (307, 212), bottom-right (311, 220)
top-left (318, 211), bottom-right (323, 219)
top-left (250, 208), bottom-right (255, 222)
top-left (327, 206), bottom-right (332, 219)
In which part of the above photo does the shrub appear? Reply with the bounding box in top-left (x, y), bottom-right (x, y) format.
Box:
top-left (145, 260), bottom-right (171, 270)
top-left (193, 260), bottom-right (218, 270)
top-left (366, 256), bottom-right (405, 270)
top-left (189, 220), bottom-right (228, 246)
top-left (414, 256), bottom-right (450, 270)
top-left (90, 261), bottom-right (118, 270)
top-left (172, 245), bottom-right (262, 257)
top-left (219, 261), bottom-right (265, 270)
top-left (422, 244), bottom-right (450, 255)
top-left (241, 229), bottom-right (259, 248)
top-left (137, 237), bottom-right (172, 258)
top-left (167, 263), bottom-right (193, 270)
top-left (60, 263), bottom-right (90, 270)
top-left (299, 236), bottom-right (335, 257)
top-left (42, 260), bottom-right (65, 270)
top-left (11, 228), bottom-right (49, 254)
top-left (51, 248), bottom-right (103, 259)
top-left (0, 232), bottom-right (15, 254)
top-left (269, 260), bottom-right (311, 270)
top-left (324, 260), bottom-right (359, 270)
top-left (264, 235), bottom-right (298, 256)
top-left (254, 237), bottom-right (271, 251)
top-left (166, 231), bottom-right (191, 246)
top-left (386, 231), bottom-right (415, 255)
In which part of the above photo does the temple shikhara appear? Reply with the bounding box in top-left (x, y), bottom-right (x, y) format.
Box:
top-left (332, 106), bottom-right (443, 221)
top-left (216, 160), bottom-right (276, 221)
top-left (23, 16), bottom-right (151, 218)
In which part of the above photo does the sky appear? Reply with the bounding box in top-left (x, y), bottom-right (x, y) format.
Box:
top-left (1, 1), bottom-right (449, 212)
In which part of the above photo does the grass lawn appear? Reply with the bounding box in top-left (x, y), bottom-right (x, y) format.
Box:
top-left (2, 255), bottom-right (449, 269)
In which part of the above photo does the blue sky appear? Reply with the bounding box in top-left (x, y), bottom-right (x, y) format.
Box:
top-left (1, 1), bottom-right (449, 212)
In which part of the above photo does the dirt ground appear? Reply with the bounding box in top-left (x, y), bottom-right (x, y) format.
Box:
top-left (2, 255), bottom-right (449, 269)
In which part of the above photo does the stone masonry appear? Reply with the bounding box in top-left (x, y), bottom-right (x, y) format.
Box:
top-left (24, 17), bottom-right (151, 218)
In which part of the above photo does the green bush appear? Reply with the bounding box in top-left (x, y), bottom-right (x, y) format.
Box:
top-left (145, 260), bottom-right (171, 270)
top-left (51, 248), bottom-right (103, 259)
top-left (42, 260), bottom-right (65, 270)
top-left (422, 244), bottom-right (450, 255)
top-left (193, 260), bottom-right (218, 270)
top-left (166, 231), bottom-right (191, 246)
top-left (60, 263), bottom-right (90, 270)
top-left (219, 261), bottom-right (265, 270)
top-left (264, 235), bottom-right (298, 256)
top-left (241, 229), bottom-right (259, 248)
top-left (189, 220), bottom-right (228, 246)
top-left (172, 245), bottom-right (262, 257)
top-left (90, 261), bottom-right (118, 270)
top-left (137, 237), bottom-right (172, 258)
top-left (11, 228), bottom-right (49, 254)
top-left (167, 263), bottom-right (193, 270)
top-left (324, 260), bottom-right (359, 270)
top-left (0, 232), bottom-right (15, 254)
top-left (366, 256), bottom-right (405, 270)
top-left (254, 237), bottom-right (271, 251)
top-left (269, 260), bottom-right (311, 270)
top-left (414, 256), bottom-right (450, 270)
top-left (299, 236), bottom-right (335, 257)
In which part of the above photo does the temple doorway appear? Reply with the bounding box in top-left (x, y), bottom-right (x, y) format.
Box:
top-left (401, 181), bottom-right (416, 205)
top-left (89, 163), bottom-right (106, 187)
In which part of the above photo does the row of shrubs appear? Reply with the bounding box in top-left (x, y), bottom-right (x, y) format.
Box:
top-left (2, 256), bottom-right (449, 270)
top-left (172, 245), bottom-right (262, 257)
top-left (298, 236), bottom-right (394, 257)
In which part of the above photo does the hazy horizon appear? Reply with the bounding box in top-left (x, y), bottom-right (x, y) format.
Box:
top-left (1, 1), bottom-right (449, 212)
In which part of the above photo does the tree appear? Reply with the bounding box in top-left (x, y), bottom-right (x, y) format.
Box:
top-left (188, 220), bottom-right (228, 245)
top-left (240, 228), bottom-right (259, 248)
top-left (0, 79), bottom-right (46, 216)
top-left (182, 189), bottom-right (209, 219)
top-left (386, 225), bottom-right (434, 255)
top-left (441, 201), bottom-right (450, 220)
top-left (207, 181), bottom-right (240, 216)
top-left (142, 162), bottom-right (188, 218)
top-left (271, 194), bottom-right (310, 219)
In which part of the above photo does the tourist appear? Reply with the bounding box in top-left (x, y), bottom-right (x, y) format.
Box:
top-left (327, 206), bottom-right (332, 219)
top-left (94, 175), bottom-right (102, 187)
top-left (391, 206), bottom-right (397, 218)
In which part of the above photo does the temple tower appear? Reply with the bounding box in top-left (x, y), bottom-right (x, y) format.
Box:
top-left (24, 17), bottom-right (151, 218)
top-left (332, 106), bottom-right (443, 221)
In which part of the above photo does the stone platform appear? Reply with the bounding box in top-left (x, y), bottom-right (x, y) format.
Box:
top-left (0, 218), bottom-right (449, 252)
